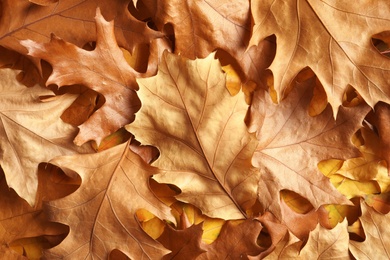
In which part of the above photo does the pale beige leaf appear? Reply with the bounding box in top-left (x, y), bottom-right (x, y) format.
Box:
top-left (44, 142), bottom-right (175, 259)
top-left (349, 201), bottom-right (390, 259)
top-left (250, 0), bottom-right (390, 114)
top-left (127, 51), bottom-right (259, 220)
top-left (0, 68), bottom-right (93, 205)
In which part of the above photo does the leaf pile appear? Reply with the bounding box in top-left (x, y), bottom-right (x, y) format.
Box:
top-left (0, 0), bottom-right (390, 259)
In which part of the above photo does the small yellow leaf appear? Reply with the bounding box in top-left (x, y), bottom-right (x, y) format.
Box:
top-left (280, 190), bottom-right (313, 214)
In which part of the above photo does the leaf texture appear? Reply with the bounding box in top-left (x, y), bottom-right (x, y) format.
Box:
top-left (127, 51), bottom-right (259, 220)
top-left (249, 76), bottom-right (370, 220)
top-left (21, 9), bottom-right (142, 145)
top-left (0, 68), bottom-right (93, 206)
top-left (44, 142), bottom-right (175, 259)
top-left (250, 0), bottom-right (390, 114)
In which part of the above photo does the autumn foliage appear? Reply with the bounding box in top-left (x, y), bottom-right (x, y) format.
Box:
top-left (1, 0), bottom-right (390, 259)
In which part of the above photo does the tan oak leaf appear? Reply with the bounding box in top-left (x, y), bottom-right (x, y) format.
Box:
top-left (249, 76), bottom-right (370, 220)
top-left (127, 51), bottom-right (259, 220)
top-left (250, 0), bottom-right (390, 114)
top-left (44, 141), bottom-right (175, 259)
top-left (0, 68), bottom-right (93, 206)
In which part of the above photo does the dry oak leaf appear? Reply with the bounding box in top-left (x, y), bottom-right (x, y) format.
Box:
top-left (250, 0), bottom-right (390, 114)
top-left (44, 141), bottom-right (175, 259)
top-left (0, 170), bottom-right (66, 259)
top-left (248, 77), bottom-right (370, 220)
top-left (0, 68), bottom-right (93, 206)
top-left (22, 9), bottom-right (142, 146)
top-left (147, 0), bottom-right (275, 87)
top-left (197, 219), bottom-right (264, 260)
top-left (349, 200), bottom-right (390, 259)
top-left (0, 0), bottom-right (162, 57)
top-left (157, 223), bottom-right (206, 260)
top-left (273, 220), bottom-right (350, 259)
top-left (126, 51), bottom-right (260, 220)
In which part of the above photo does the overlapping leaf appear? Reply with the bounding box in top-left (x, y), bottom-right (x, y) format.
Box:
top-left (248, 76), bottom-right (370, 220)
top-left (0, 68), bottom-right (93, 205)
top-left (44, 141), bottom-right (175, 259)
top-left (127, 51), bottom-right (259, 220)
top-left (349, 201), bottom-right (390, 259)
top-left (147, 0), bottom-right (276, 87)
top-left (250, 0), bottom-right (390, 114)
top-left (21, 10), bottom-right (142, 145)
top-left (0, 0), bottom-right (162, 56)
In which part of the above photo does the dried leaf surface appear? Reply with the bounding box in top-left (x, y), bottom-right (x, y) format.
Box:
top-left (44, 142), bottom-right (174, 259)
top-left (0, 169), bottom-right (66, 259)
top-left (349, 201), bottom-right (390, 259)
top-left (150, 0), bottom-right (275, 86)
top-left (249, 77), bottom-right (370, 219)
top-left (250, 0), bottom-right (390, 113)
top-left (157, 223), bottom-right (205, 260)
top-left (0, 0), bottom-right (162, 55)
top-left (21, 10), bottom-right (142, 145)
top-left (198, 219), bottom-right (264, 259)
top-left (0, 68), bottom-right (93, 205)
top-left (127, 51), bottom-right (259, 220)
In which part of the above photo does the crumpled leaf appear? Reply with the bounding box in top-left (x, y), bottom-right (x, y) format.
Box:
top-left (127, 51), bottom-right (259, 220)
top-left (148, 0), bottom-right (276, 87)
top-left (0, 0), bottom-right (162, 56)
top-left (249, 76), bottom-right (370, 220)
top-left (349, 200), bottom-right (390, 259)
top-left (44, 141), bottom-right (175, 259)
top-left (21, 9), bottom-right (142, 146)
top-left (198, 219), bottom-right (264, 259)
top-left (250, 0), bottom-right (390, 114)
top-left (0, 68), bottom-right (93, 206)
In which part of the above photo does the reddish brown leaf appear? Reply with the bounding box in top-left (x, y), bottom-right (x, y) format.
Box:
top-left (198, 219), bottom-right (264, 259)
top-left (157, 223), bottom-right (205, 260)
top-left (21, 9), bottom-right (142, 145)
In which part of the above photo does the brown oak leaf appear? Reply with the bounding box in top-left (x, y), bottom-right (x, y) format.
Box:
top-left (127, 51), bottom-right (259, 220)
top-left (0, 68), bottom-right (93, 206)
top-left (0, 0), bottom-right (162, 57)
top-left (157, 223), bottom-right (205, 260)
top-left (198, 219), bottom-right (264, 259)
top-left (43, 141), bottom-right (175, 259)
top-left (250, 0), bottom-right (390, 114)
top-left (0, 166), bottom-right (72, 259)
top-left (349, 200), bottom-right (390, 259)
top-left (21, 9), bottom-right (142, 146)
top-left (144, 0), bottom-right (275, 88)
top-left (249, 76), bottom-right (370, 220)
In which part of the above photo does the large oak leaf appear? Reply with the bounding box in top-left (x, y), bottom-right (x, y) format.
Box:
top-left (249, 77), bottom-right (370, 220)
top-left (44, 141), bottom-right (175, 259)
top-left (250, 0), bottom-right (390, 113)
top-left (349, 200), bottom-right (390, 259)
top-left (127, 51), bottom-right (259, 220)
top-left (21, 10), bottom-right (142, 145)
top-left (0, 68), bottom-right (93, 206)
